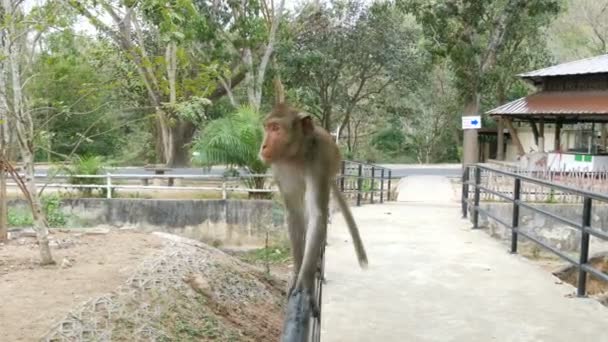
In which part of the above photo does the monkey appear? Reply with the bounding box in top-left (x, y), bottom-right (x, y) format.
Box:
top-left (258, 102), bottom-right (368, 313)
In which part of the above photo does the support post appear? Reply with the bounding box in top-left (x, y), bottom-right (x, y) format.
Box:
top-left (356, 164), bottom-right (362, 206)
top-left (529, 119), bottom-right (539, 146)
top-left (387, 170), bottom-right (392, 201)
top-left (602, 124), bottom-right (608, 151)
top-left (539, 116), bottom-right (545, 152)
top-left (462, 166), bottom-right (469, 218)
top-left (555, 120), bottom-right (563, 151)
top-left (577, 197), bottom-right (592, 297)
top-left (370, 167), bottom-right (375, 204)
top-left (496, 117), bottom-right (504, 160)
top-left (511, 178), bottom-right (521, 254)
top-left (221, 179), bottom-right (227, 200)
top-left (106, 173), bottom-right (112, 199)
top-left (340, 160), bottom-right (346, 192)
top-left (380, 169), bottom-right (385, 203)
top-left (473, 167), bottom-right (481, 228)
top-left (504, 118), bottom-right (525, 157)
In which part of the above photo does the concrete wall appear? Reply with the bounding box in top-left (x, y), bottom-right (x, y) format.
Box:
top-left (9, 198), bottom-right (287, 247)
top-left (476, 202), bottom-right (608, 253)
top-left (504, 124), bottom-right (581, 162)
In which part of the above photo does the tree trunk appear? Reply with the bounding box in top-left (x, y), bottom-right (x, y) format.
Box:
top-left (2, 0), bottom-right (53, 263)
top-left (23, 151), bottom-right (54, 264)
top-left (0, 34), bottom-right (8, 242)
top-left (170, 121), bottom-right (196, 167)
top-left (0, 154), bottom-right (6, 242)
top-left (462, 94), bottom-right (480, 165)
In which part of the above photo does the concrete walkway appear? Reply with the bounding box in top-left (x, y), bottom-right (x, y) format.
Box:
top-left (321, 176), bottom-right (608, 342)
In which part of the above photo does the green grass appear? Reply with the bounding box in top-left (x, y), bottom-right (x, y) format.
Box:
top-left (240, 244), bottom-right (291, 264)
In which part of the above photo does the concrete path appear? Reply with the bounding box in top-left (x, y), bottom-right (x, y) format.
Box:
top-left (321, 176), bottom-right (608, 342)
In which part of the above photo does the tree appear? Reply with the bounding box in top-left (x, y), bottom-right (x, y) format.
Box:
top-left (278, 0), bottom-right (422, 153)
top-left (548, 0), bottom-right (608, 61)
top-left (192, 105), bottom-right (269, 197)
top-left (68, 0), bottom-right (237, 166)
top-left (1, 0), bottom-right (55, 264)
top-left (400, 0), bottom-right (561, 164)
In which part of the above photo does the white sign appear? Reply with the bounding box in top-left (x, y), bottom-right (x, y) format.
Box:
top-left (462, 116), bottom-right (481, 130)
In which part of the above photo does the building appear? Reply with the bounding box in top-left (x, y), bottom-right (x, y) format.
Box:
top-left (487, 54), bottom-right (608, 171)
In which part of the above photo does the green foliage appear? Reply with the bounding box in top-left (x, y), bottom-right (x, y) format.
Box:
top-left (240, 245), bottom-right (291, 264)
top-left (42, 194), bottom-right (68, 227)
top-left (28, 30), bottom-right (126, 160)
top-left (193, 105), bottom-right (267, 177)
top-left (8, 208), bottom-right (34, 227)
top-left (372, 127), bottom-right (406, 157)
top-left (167, 96), bottom-right (212, 123)
top-left (60, 155), bottom-right (110, 197)
top-left (8, 194), bottom-right (68, 228)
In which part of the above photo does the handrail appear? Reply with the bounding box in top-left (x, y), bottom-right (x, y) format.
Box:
top-left (462, 163), bottom-right (608, 298)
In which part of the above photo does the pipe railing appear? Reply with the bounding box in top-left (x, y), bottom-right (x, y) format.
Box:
top-left (462, 164), bottom-right (608, 297)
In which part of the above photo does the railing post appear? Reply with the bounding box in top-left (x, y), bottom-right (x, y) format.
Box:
top-left (387, 170), bottom-right (392, 201)
top-left (221, 178), bottom-right (227, 200)
top-left (370, 167), bottom-right (375, 204)
top-left (380, 169), bottom-right (385, 204)
top-left (340, 160), bottom-right (346, 192)
top-left (462, 166), bottom-right (469, 218)
top-left (106, 173), bottom-right (112, 199)
top-left (356, 164), bottom-right (362, 206)
top-left (472, 167), bottom-right (481, 228)
top-left (511, 178), bottom-right (521, 254)
top-left (578, 197), bottom-right (592, 297)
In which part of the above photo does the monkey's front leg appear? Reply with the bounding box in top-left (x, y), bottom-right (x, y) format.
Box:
top-left (295, 175), bottom-right (330, 316)
top-left (282, 191), bottom-right (306, 297)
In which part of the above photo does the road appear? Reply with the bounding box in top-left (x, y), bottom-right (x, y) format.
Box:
top-left (321, 175), bottom-right (608, 341)
top-left (32, 164), bottom-right (463, 178)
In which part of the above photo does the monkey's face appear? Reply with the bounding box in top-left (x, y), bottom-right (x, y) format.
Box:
top-left (260, 118), bottom-right (293, 163)
top-left (259, 104), bottom-right (314, 164)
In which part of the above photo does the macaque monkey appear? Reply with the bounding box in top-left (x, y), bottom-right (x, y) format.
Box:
top-left (259, 103), bottom-right (368, 312)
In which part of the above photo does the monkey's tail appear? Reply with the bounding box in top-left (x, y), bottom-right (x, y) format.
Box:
top-left (331, 182), bottom-right (368, 268)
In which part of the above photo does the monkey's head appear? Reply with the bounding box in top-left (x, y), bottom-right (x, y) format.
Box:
top-left (259, 103), bottom-right (314, 163)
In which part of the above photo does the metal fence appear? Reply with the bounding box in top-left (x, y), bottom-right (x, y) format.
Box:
top-left (462, 164), bottom-right (608, 297)
top-left (6, 161), bottom-right (394, 203)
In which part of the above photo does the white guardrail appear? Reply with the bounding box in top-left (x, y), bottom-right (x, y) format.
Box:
top-left (6, 173), bottom-right (278, 199)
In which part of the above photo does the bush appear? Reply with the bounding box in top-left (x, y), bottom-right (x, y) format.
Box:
top-left (8, 194), bottom-right (68, 228)
top-left (61, 155), bottom-right (112, 197)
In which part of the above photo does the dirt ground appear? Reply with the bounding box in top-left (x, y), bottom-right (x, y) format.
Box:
top-left (0, 230), bottom-right (164, 342)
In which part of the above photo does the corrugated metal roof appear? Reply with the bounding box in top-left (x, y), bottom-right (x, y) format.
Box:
top-left (518, 54), bottom-right (608, 78)
top-left (486, 90), bottom-right (608, 115)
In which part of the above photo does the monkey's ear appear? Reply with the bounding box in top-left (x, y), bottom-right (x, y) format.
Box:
top-left (298, 112), bottom-right (314, 135)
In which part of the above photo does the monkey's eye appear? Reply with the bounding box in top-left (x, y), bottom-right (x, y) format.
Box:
top-left (268, 123), bottom-right (280, 132)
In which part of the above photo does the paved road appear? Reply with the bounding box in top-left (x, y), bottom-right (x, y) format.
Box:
top-left (321, 176), bottom-right (607, 342)
top-left (32, 164), bottom-right (463, 178)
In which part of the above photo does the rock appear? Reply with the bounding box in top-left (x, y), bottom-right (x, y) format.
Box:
top-left (84, 228), bottom-right (110, 235)
top-left (60, 258), bottom-right (73, 268)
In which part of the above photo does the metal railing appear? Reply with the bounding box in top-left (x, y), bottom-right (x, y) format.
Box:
top-left (7, 161), bottom-right (394, 204)
top-left (282, 160), bottom-right (393, 342)
top-left (462, 164), bottom-right (608, 297)
top-left (6, 173), bottom-right (276, 199)
top-left (337, 160), bottom-right (393, 205)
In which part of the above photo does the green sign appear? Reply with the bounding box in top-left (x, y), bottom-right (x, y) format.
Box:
top-left (575, 154), bottom-right (593, 162)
